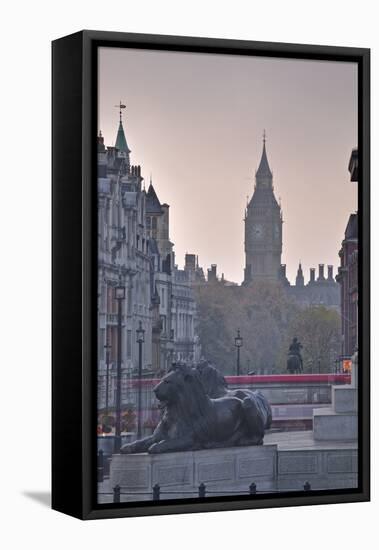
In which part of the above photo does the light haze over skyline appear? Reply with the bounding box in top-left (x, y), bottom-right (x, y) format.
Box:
top-left (99, 47), bottom-right (358, 284)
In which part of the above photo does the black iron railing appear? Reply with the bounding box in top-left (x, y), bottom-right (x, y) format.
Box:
top-left (98, 481), bottom-right (313, 503)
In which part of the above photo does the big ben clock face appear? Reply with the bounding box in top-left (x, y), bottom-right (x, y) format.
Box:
top-left (252, 223), bottom-right (264, 239)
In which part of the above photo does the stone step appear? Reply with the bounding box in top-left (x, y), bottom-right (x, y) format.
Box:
top-left (332, 385), bottom-right (358, 414)
top-left (313, 407), bottom-right (357, 441)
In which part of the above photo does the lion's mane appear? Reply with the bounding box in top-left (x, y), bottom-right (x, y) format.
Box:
top-left (159, 365), bottom-right (217, 444)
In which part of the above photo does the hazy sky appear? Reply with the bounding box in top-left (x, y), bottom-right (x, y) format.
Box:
top-left (98, 47), bottom-right (358, 284)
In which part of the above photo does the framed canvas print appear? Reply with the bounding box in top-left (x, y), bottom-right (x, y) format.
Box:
top-left (52, 31), bottom-right (370, 520)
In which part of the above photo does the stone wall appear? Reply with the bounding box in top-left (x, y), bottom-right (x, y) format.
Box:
top-left (104, 437), bottom-right (358, 503)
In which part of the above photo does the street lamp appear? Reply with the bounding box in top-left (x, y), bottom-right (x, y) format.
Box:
top-left (234, 329), bottom-right (243, 376)
top-left (114, 283), bottom-right (125, 453)
top-left (136, 321), bottom-right (145, 439)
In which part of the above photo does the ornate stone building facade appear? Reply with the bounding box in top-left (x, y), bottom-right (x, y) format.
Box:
top-left (97, 113), bottom-right (200, 412)
top-left (97, 116), bottom-right (152, 412)
top-left (336, 149), bottom-right (358, 358)
top-left (146, 184), bottom-right (201, 373)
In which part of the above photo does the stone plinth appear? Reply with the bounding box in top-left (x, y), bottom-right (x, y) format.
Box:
top-left (277, 447), bottom-right (358, 491)
top-left (332, 386), bottom-right (357, 414)
top-left (98, 433), bottom-right (358, 503)
top-left (110, 445), bottom-right (277, 501)
top-left (266, 430), bottom-right (358, 491)
top-left (313, 408), bottom-right (358, 441)
top-left (313, 351), bottom-right (358, 441)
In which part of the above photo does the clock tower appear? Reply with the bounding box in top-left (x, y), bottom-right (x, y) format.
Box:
top-left (244, 134), bottom-right (282, 284)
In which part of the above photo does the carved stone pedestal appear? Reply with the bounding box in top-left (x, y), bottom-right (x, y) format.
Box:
top-left (100, 434), bottom-right (358, 503)
top-left (313, 351), bottom-right (358, 441)
top-left (110, 445), bottom-right (277, 501)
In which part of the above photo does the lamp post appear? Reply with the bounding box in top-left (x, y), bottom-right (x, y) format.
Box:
top-left (104, 341), bottom-right (111, 417)
top-left (114, 283), bottom-right (125, 453)
top-left (136, 321), bottom-right (145, 439)
top-left (234, 329), bottom-right (243, 376)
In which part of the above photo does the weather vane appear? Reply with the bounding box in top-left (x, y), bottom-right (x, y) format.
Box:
top-left (115, 101), bottom-right (126, 122)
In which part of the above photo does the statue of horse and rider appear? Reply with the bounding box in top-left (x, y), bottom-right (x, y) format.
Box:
top-left (286, 337), bottom-right (303, 374)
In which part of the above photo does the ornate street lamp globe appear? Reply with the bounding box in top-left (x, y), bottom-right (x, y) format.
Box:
top-left (114, 285), bottom-right (125, 300)
top-left (136, 320), bottom-right (145, 343)
top-left (235, 329), bottom-right (243, 348)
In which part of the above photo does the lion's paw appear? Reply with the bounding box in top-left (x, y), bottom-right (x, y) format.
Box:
top-left (148, 442), bottom-right (164, 454)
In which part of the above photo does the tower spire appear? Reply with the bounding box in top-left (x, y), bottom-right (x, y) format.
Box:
top-left (255, 130), bottom-right (273, 185)
top-left (114, 101), bottom-right (131, 156)
top-left (244, 133), bottom-right (281, 285)
top-left (296, 261), bottom-right (305, 287)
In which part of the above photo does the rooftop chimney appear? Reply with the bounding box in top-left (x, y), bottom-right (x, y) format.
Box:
top-left (185, 254), bottom-right (196, 271)
top-left (318, 264), bottom-right (325, 281)
top-left (327, 265), bottom-right (334, 281)
top-left (310, 268), bottom-right (315, 283)
top-left (208, 264), bottom-right (218, 283)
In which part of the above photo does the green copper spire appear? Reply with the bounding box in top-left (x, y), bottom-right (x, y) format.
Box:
top-left (115, 121), bottom-right (131, 153)
top-left (114, 101), bottom-right (131, 154)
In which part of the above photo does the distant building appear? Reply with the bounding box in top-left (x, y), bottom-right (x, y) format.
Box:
top-left (145, 181), bottom-right (175, 375)
top-left (146, 183), bottom-right (201, 371)
top-left (184, 253), bottom-right (206, 284)
top-left (172, 267), bottom-right (201, 364)
top-left (336, 148), bottom-right (358, 358)
top-left (286, 263), bottom-right (340, 310)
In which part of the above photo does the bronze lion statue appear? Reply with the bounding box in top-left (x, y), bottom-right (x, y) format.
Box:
top-left (120, 363), bottom-right (272, 454)
top-left (196, 361), bottom-right (272, 420)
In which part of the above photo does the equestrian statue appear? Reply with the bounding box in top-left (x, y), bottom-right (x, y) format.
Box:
top-left (286, 337), bottom-right (303, 374)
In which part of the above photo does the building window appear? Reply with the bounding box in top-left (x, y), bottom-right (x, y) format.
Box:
top-left (107, 286), bottom-right (117, 314)
top-left (160, 315), bottom-right (166, 334)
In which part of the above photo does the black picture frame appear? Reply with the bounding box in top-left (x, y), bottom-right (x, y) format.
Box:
top-left (52, 30), bottom-right (370, 520)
